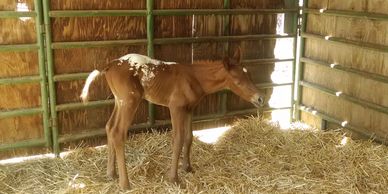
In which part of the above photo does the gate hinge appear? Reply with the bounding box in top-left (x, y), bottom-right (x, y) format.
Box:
top-left (40, 24), bottom-right (45, 34)
top-left (49, 117), bottom-right (57, 128)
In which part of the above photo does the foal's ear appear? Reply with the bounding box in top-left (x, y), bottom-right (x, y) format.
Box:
top-left (222, 57), bottom-right (232, 70)
top-left (223, 47), bottom-right (242, 70)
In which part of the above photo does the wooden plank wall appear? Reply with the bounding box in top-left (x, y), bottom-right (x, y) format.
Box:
top-left (301, 0), bottom-right (388, 139)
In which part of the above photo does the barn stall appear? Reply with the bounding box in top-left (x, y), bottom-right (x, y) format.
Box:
top-left (0, 0), bottom-right (387, 193)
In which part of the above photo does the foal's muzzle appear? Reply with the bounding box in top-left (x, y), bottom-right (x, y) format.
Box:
top-left (251, 95), bottom-right (265, 108)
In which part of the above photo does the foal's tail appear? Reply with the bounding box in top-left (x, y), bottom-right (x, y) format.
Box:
top-left (80, 70), bottom-right (101, 103)
top-left (80, 59), bottom-right (119, 103)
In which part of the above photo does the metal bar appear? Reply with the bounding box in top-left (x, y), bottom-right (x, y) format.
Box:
top-left (0, 138), bottom-right (46, 152)
top-left (302, 32), bottom-right (388, 53)
top-left (47, 58), bottom-right (295, 82)
top-left (154, 34), bottom-right (296, 44)
top-left (49, 10), bottom-right (147, 17)
top-left (0, 44), bottom-right (39, 52)
top-left (49, 34), bottom-right (294, 50)
top-left (220, 0), bottom-right (230, 116)
top-left (300, 80), bottom-right (388, 115)
top-left (58, 128), bottom-right (107, 143)
top-left (51, 82), bottom-right (289, 112)
top-left (301, 57), bottom-right (388, 84)
top-left (304, 8), bottom-right (388, 21)
top-left (34, 0), bottom-right (52, 148)
top-left (57, 106), bottom-right (290, 143)
top-left (288, 0), bottom-right (299, 122)
top-left (53, 72), bottom-right (90, 82)
top-left (256, 82), bottom-right (293, 89)
top-left (42, 0), bottom-right (60, 156)
top-left (147, 0), bottom-right (155, 126)
top-left (0, 11), bottom-right (36, 18)
top-left (320, 119), bottom-right (327, 130)
top-left (56, 99), bottom-right (114, 111)
top-left (299, 105), bottom-right (387, 145)
top-left (57, 122), bottom-right (168, 143)
top-left (51, 39), bottom-right (147, 49)
top-left (243, 58), bottom-right (294, 65)
top-left (220, 91), bottom-right (228, 115)
top-left (0, 75), bottom-right (41, 85)
top-left (153, 8), bottom-right (298, 16)
top-left (295, 0), bottom-right (308, 121)
top-left (46, 9), bottom-right (299, 18)
top-left (0, 107), bottom-right (43, 119)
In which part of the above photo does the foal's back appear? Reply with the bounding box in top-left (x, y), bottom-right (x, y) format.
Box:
top-left (105, 55), bottom-right (203, 108)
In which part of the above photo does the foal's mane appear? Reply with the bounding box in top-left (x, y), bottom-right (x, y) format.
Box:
top-left (192, 60), bottom-right (223, 69)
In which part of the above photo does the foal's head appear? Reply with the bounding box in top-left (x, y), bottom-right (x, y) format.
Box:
top-left (222, 48), bottom-right (265, 107)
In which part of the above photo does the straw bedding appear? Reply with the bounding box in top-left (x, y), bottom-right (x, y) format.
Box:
top-left (1, 117), bottom-right (387, 193)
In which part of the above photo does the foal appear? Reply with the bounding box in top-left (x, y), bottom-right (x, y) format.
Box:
top-left (80, 48), bottom-right (264, 189)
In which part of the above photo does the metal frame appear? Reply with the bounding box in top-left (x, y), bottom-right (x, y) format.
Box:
top-left (0, 0), bottom-right (51, 152)
top-left (220, 0), bottom-right (230, 116)
top-left (294, 0), bottom-right (308, 121)
top-left (146, 0), bottom-right (155, 126)
top-left (295, 1), bottom-right (388, 142)
top-left (288, 0), bottom-right (299, 122)
top-left (48, 2), bottom-right (298, 155)
top-left (1, 1), bottom-right (298, 155)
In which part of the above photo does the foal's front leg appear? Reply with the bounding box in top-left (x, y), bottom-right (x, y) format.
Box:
top-left (167, 107), bottom-right (188, 184)
top-left (182, 113), bottom-right (193, 172)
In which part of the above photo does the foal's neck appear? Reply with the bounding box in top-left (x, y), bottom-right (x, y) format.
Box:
top-left (191, 61), bottom-right (228, 94)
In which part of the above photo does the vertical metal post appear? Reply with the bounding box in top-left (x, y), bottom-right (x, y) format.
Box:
top-left (147, 0), bottom-right (155, 125)
top-left (220, 0), bottom-right (230, 115)
top-left (289, 0), bottom-right (299, 122)
top-left (295, 0), bottom-right (308, 121)
top-left (42, 0), bottom-right (60, 156)
top-left (34, 0), bottom-right (51, 148)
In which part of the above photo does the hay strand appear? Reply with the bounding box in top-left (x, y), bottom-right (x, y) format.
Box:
top-left (1, 117), bottom-right (387, 193)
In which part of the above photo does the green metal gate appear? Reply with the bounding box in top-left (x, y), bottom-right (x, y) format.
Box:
top-left (1, 0), bottom-right (300, 157)
top-left (0, 0), bottom-right (51, 153)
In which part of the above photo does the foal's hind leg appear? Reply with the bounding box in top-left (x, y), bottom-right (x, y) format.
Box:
top-left (106, 104), bottom-right (118, 179)
top-left (106, 96), bottom-right (141, 189)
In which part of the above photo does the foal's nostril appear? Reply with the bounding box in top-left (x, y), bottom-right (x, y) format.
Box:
top-left (258, 96), bottom-right (264, 106)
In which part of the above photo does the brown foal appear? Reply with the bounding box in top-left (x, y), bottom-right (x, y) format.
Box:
top-left (80, 48), bottom-right (264, 189)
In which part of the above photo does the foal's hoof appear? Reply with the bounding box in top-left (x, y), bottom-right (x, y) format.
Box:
top-left (107, 172), bottom-right (118, 180)
top-left (163, 174), bottom-right (186, 189)
top-left (119, 182), bottom-right (130, 190)
top-left (183, 165), bottom-right (194, 173)
top-left (164, 174), bottom-right (178, 184)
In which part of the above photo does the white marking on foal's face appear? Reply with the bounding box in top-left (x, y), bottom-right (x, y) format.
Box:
top-left (243, 67), bottom-right (248, 73)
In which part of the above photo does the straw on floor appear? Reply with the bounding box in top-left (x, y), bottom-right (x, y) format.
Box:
top-left (1, 117), bottom-right (387, 194)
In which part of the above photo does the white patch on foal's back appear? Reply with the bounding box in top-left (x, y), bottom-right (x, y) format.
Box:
top-left (118, 54), bottom-right (176, 86)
